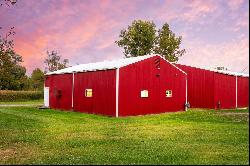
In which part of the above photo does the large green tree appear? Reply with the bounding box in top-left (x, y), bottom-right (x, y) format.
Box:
top-left (0, 27), bottom-right (28, 90)
top-left (115, 20), bottom-right (156, 57)
top-left (154, 23), bottom-right (185, 62)
top-left (116, 20), bottom-right (185, 62)
top-left (44, 50), bottom-right (69, 73)
top-left (30, 68), bottom-right (44, 90)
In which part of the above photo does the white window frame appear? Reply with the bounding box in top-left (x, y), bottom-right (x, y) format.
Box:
top-left (140, 90), bottom-right (149, 98)
top-left (85, 89), bottom-right (93, 97)
top-left (166, 90), bottom-right (172, 97)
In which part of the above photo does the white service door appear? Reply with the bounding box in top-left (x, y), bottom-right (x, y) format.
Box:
top-left (44, 87), bottom-right (49, 107)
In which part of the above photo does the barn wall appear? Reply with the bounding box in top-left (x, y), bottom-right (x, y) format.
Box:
top-left (237, 77), bottom-right (249, 108)
top-left (45, 74), bottom-right (73, 110)
top-left (177, 64), bottom-right (249, 110)
top-left (214, 73), bottom-right (236, 109)
top-left (118, 56), bottom-right (186, 116)
top-left (176, 64), bottom-right (215, 109)
top-left (73, 70), bottom-right (116, 116)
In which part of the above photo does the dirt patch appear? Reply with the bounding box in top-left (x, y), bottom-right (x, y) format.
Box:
top-left (0, 143), bottom-right (39, 164)
top-left (0, 148), bottom-right (17, 160)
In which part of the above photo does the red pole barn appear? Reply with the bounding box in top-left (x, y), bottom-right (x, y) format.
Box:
top-left (176, 64), bottom-right (249, 109)
top-left (44, 55), bottom-right (188, 117)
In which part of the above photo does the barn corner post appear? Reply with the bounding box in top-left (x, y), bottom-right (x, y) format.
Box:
top-left (72, 73), bottom-right (75, 111)
top-left (115, 68), bottom-right (120, 118)
top-left (185, 74), bottom-right (188, 111)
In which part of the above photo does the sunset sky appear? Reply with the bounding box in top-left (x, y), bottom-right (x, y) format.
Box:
top-left (0, 0), bottom-right (249, 75)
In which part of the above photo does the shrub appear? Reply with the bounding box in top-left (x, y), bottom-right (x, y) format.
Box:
top-left (0, 90), bottom-right (43, 102)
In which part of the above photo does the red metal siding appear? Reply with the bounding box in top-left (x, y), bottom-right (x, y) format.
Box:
top-left (73, 70), bottom-right (116, 116)
top-left (237, 77), bottom-right (249, 108)
top-left (214, 73), bottom-right (236, 109)
top-left (44, 57), bottom-right (248, 116)
top-left (176, 64), bottom-right (215, 109)
top-left (177, 64), bottom-right (248, 110)
top-left (45, 74), bottom-right (73, 110)
top-left (119, 56), bottom-right (186, 116)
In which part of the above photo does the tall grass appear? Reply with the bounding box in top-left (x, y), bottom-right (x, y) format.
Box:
top-left (0, 90), bottom-right (43, 102)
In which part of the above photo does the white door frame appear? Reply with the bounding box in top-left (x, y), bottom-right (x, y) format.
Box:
top-left (44, 87), bottom-right (50, 107)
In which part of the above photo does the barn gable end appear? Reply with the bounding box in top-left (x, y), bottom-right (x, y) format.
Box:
top-left (118, 56), bottom-right (187, 116)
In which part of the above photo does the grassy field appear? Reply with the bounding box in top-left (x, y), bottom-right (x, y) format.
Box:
top-left (0, 107), bottom-right (249, 165)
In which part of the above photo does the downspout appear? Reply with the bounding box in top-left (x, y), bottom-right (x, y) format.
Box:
top-left (236, 75), bottom-right (237, 109)
top-left (115, 68), bottom-right (119, 117)
top-left (72, 73), bottom-right (75, 110)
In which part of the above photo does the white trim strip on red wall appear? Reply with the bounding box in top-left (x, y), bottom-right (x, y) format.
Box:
top-left (72, 73), bottom-right (75, 109)
top-left (156, 56), bottom-right (187, 75)
top-left (236, 75), bottom-right (237, 109)
top-left (185, 76), bottom-right (188, 111)
top-left (115, 68), bottom-right (119, 118)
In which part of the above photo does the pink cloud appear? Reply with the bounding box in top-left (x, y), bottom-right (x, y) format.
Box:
top-left (180, 0), bottom-right (217, 22)
top-left (155, 0), bottom-right (217, 23)
top-left (1, 0), bottom-right (248, 75)
top-left (227, 0), bottom-right (245, 11)
top-left (9, 0), bottom-right (138, 74)
top-left (227, 11), bottom-right (249, 32)
top-left (179, 37), bottom-right (249, 73)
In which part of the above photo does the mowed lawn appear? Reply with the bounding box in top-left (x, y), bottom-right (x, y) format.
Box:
top-left (0, 107), bottom-right (249, 165)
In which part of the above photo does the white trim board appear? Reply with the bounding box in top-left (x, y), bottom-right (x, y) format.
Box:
top-left (185, 76), bottom-right (188, 111)
top-left (236, 76), bottom-right (237, 108)
top-left (115, 68), bottom-right (119, 118)
top-left (72, 73), bottom-right (75, 109)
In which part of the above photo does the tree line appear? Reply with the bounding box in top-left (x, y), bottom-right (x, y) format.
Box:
top-left (0, 40), bottom-right (69, 91)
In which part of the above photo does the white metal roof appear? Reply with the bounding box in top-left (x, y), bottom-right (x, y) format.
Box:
top-left (210, 69), bottom-right (249, 77)
top-left (45, 54), bottom-right (248, 78)
top-left (46, 54), bottom-right (187, 75)
top-left (175, 63), bottom-right (249, 77)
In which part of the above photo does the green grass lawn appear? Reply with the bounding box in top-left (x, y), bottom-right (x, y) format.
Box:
top-left (0, 99), bottom-right (43, 105)
top-left (0, 107), bottom-right (249, 165)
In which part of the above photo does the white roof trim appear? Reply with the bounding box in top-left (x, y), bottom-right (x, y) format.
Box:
top-left (176, 63), bottom-right (249, 77)
top-left (152, 55), bottom-right (187, 75)
top-left (46, 54), bottom-right (187, 75)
